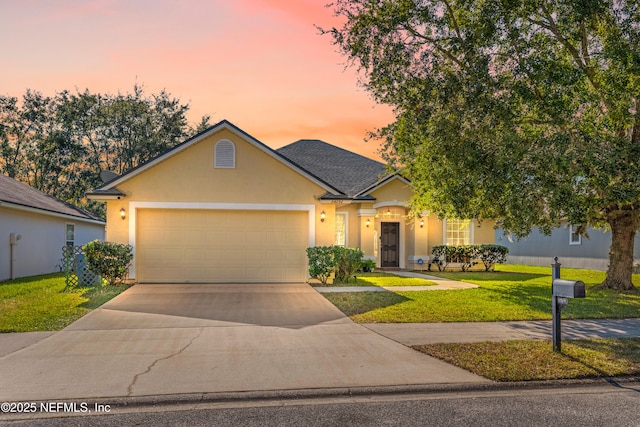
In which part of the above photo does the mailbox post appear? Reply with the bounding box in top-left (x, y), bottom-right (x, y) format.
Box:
top-left (551, 259), bottom-right (586, 353)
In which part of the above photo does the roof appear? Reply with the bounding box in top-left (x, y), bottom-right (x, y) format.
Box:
top-left (276, 140), bottom-right (388, 197)
top-left (87, 120), bottom-right (343, 198)
top-left (0, 174), bottom-right (104, 223)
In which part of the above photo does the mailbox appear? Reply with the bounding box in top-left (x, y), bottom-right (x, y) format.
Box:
top-left (552, 279), bottom-right (586, 299)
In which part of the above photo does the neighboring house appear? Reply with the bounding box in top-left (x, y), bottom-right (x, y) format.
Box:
top-left (496, 224), bottom-right (640, 271)
top-left (0, 175), bottom-right (105, 281)
top-left (87, 120), bottom-right (495, 284)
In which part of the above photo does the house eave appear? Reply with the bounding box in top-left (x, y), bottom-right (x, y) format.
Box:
top-left (0, 201), bottom-right (106, 225)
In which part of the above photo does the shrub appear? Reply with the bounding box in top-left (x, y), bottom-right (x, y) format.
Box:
top-left (306, 246), bottom-right (335, 285)
top-left (83, 240), bottom-right (133, 286)
top-left (477, 244), bottom-right (509, 271)
top-left (361, 259), bottom-right (376, 272)
top-left (306, 246), bottom-right (364, 284)
top-left (431, 244), bottom-right (508, 271)
top-left (333, 246), bottom-right (364, 283)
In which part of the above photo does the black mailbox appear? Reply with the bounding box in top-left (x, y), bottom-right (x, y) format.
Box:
top-left (552, 279), bottom-right (586, 299)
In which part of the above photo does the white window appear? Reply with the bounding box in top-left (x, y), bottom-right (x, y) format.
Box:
top-left (444, 219), bottom-right (472, 245)
top-left (569, 225), bottom-right (582, 245)
top-left (335, 213), bottom-right (347, 246)
top-left (214, 139), bottom-right (236, 168)
top-left (65, 223), bottom-right (75, 247)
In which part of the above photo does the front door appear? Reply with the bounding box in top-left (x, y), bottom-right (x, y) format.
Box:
top-left (381, 222), bottom-right (400, 268)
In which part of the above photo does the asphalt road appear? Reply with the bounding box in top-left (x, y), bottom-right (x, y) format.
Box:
top-left (3, 382), bottom-right (639, 427)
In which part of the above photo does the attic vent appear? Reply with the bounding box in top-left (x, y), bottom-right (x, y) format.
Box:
top-left (214, 139), bottom-right (236, 168)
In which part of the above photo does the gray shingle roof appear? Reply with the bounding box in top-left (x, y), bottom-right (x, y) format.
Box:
top-left (0, 174), bottom-right (104, 222)
top-left (277, 140), bottom-right (387, 197)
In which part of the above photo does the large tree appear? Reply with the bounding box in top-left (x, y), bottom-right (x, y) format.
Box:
top-left (325, 0), bottom-right (640, 290)
top-left (0, 86), bottom-right (209, 216)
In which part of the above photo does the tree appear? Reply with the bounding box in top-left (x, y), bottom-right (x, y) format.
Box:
top-left (0, 86), bottom-right (208, 217)
top-left (325, 0), bottom-right (640, 290)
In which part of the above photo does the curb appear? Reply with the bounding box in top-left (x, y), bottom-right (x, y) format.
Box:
top-left (2, 376), bottom-right (639, 420)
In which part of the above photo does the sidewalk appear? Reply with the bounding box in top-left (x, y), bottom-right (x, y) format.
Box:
top-left (315, 270), bottom-right (478, 293)
top-left (364, 318), bottom-right (640, 345)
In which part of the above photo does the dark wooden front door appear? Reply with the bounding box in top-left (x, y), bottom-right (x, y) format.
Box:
top-left (381, 222), bottom-right (400, 268)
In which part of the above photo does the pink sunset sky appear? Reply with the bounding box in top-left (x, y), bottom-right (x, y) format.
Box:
top-left (1, 0), bottom-right (394, 159)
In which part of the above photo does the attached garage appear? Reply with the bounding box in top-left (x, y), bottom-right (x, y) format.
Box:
top-left (136, 209), bottom-right (309, 283)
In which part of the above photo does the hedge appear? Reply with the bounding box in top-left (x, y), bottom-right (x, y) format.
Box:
top-left (431, 244), bottom-right (508, 272)
top-left (306, 246), bottom-right (364, 285)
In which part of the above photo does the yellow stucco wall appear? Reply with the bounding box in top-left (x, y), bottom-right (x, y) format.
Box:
top-left (368, 178), bottom-right (413, 203)
top-left (104, 128), bottom-right (335, 247)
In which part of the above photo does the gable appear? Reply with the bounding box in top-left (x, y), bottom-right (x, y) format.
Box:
top-left (367, 176), bottom-right (413, 204)
top-left (112, 127), bottom-right (330, 204)
top-left (89, 120), bottom-right (341, 203)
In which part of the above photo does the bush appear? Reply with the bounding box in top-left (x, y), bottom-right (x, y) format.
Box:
top-left (306, 246), bottom-right (335, 285)
top-left (361, 259), bottom-right (376, 272)
top-left (333, 246), bottom-right (364, 283)
top-left (83, 240), bottom-right (133, 286)
top-left (306, 246), bottom-right (364, 284)
top-left (431, 244), bottom-right (508, 272)
top-left (477, 244), bottom-right (509, 271)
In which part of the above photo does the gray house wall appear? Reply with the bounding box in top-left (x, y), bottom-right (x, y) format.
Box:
top-left (495, 223), bottom-right (640, 271)
top-left (1, 207), bottom-right (105, 281)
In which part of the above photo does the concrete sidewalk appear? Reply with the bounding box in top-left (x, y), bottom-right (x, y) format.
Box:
top-left (315, 270), bottom-right (478, 292)
top-left (364, 318), bottom-right (640, 345)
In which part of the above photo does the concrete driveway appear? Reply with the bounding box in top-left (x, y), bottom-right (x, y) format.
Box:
top-left (0, 283), bottom-right (487, 401)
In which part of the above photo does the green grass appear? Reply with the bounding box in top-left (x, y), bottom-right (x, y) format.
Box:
top-left (319, 272), bottom-right (437, 287)
top-left (0, 273), bottom-right (128, 332)
top-left (321, 265), bottom-right (640, 323)
top-left (414, 338), bottom-right (640, 381)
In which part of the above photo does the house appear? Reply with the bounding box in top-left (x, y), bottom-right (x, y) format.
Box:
top-left (495, 224), bottom-right (640, 271)
top-left (0, 175), bottom-right (105, 281)
top-left (87, 120), bottom-right (495, 283)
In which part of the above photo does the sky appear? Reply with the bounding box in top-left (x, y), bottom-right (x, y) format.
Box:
top-left (0, 0), bottom-right (394, 159)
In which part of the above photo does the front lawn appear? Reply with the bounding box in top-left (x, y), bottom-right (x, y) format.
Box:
top-left (0, 273), bottom-right (128, 332)
top-left (321, 265), bottom-right (640, 323)
top-left (414, 338), bottom-right (640, 381)
top-left (316, 272), bottom-right (437, 287)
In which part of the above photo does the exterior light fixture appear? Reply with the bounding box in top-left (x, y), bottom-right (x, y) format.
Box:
top-left (386, 208), bottom-right (391, 217)
top-left (420, 219), bottom-right (424, 228)
top-left (120, 208), bottom-right (126, 220)
top-left (366, 219), bottom-right (371, 228)
top-left (320, 211), bottom-right (326, 222)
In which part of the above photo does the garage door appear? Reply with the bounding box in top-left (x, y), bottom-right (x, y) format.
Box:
top-left (136, 209), bottom-right (309, 283)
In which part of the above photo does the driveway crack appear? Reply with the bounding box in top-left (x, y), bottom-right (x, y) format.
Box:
top-left (127, 327), bottom-right (205, 396)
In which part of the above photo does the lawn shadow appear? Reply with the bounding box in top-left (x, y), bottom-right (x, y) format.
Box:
top-left (425, 271), bottom-right (548, 282)
top-left (563, 338), bottom-right (640, 391)
top-left (322, 290), bottom-right (412, 317)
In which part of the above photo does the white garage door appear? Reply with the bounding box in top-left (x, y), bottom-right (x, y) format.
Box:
top-left (136, 209), bottom-right (309, 283)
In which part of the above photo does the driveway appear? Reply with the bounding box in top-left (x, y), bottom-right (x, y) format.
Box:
top-left (0, 283), bottom-right (487, 401)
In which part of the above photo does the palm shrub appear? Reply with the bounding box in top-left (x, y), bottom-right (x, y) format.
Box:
top-left (83, 240), bottom-right (133, 285)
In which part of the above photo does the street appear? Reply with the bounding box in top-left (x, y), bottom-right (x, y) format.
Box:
top-left (2, 382), bottom-right (639, 426)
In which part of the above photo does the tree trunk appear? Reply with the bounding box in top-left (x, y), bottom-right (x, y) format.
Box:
top-left (600, 210), bottom-right (638, 291)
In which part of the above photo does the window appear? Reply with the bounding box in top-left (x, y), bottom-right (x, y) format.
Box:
top-left (214, 139), bottom-right (235, 168)
top-left (335, 213), bottom-right (347, 246)
top-left (444, 219), bottom-right (472, 245)
top-left (65, 224), bottom-right (75, 247)
top-left (569, 225), bottom-right (582, 245)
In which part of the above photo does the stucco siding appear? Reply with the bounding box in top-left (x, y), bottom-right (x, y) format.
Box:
top-left (0, 207), bottom-right (104, 281)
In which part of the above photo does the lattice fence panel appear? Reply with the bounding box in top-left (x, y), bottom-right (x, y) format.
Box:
top-left (63, 245), bottom-right (102, 289)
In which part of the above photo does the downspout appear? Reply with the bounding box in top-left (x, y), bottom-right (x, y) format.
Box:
top-left (9, 233), bottom-right (21, 280)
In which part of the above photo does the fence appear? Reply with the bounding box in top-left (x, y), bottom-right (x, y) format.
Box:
top-left (62, 245), bottom-right (102, 289)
